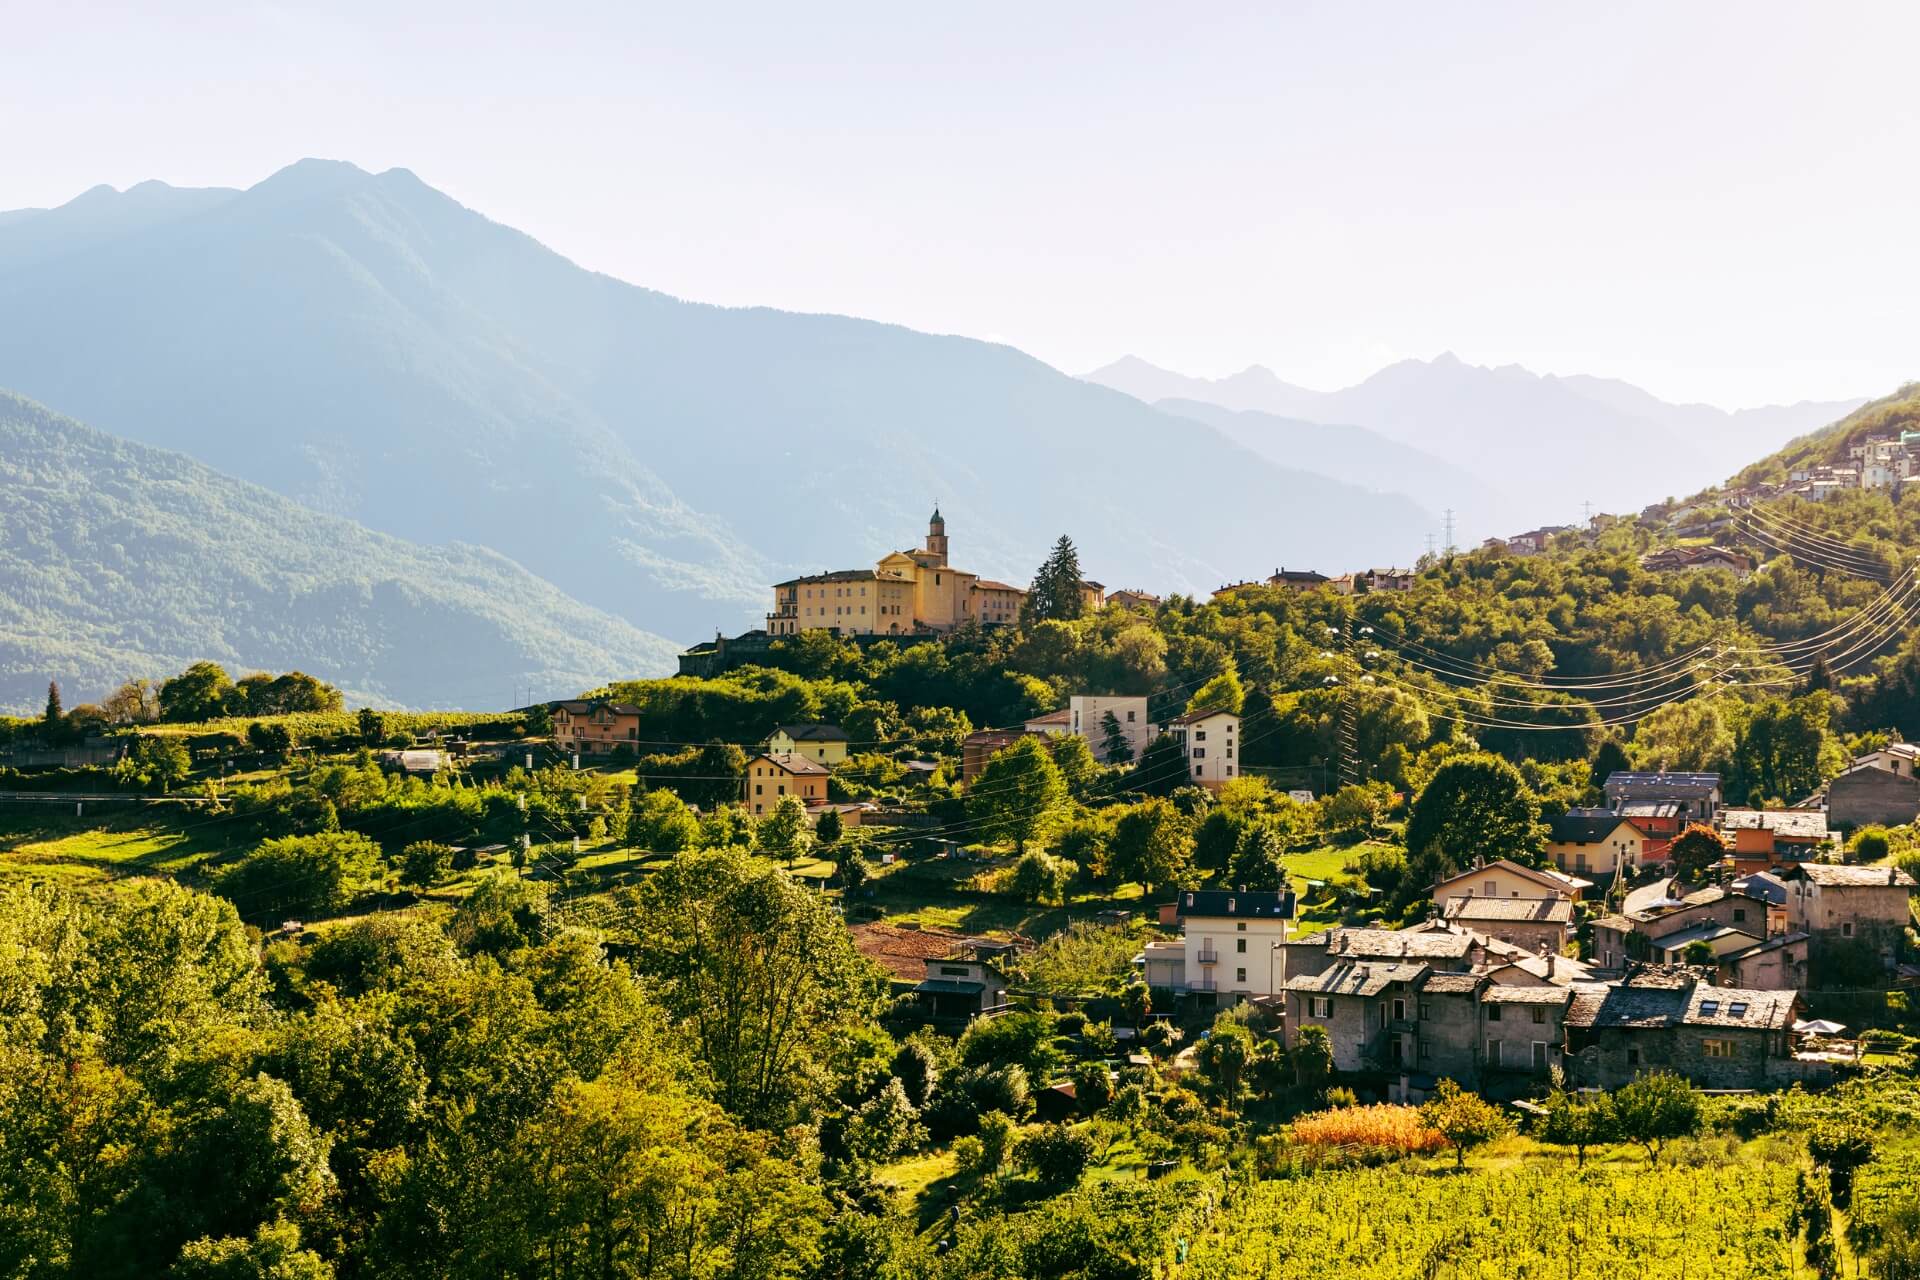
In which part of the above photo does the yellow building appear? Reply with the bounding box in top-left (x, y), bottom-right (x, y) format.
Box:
top-left (766, 724), bottom-right (850, 768)
top-left (767, 509), bottom-right (1027, 636)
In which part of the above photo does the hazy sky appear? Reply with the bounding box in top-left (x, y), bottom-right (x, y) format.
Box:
top-left (6, 1), bottom-right (1916, 407)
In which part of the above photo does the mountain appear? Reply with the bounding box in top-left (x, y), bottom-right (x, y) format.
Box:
top-left (0, 390), bottom-right (680, 713)
top-left (1729, 382), bottom-right (1920, 487)
top-left (1155, 398), bottom-right (1505, 530)
top-left (1084, 354), bottom-right (1866, 539)
top-left (0, 162), bottom-right (1436, 643)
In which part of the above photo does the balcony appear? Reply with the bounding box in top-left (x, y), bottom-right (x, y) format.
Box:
top-left (1187, 978), bottom-right (1218, 992)
top-left (1196, 946), bottom-right (1220, 965)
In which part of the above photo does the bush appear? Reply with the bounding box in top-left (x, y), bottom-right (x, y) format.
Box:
top-left (1852, 826), bottom-right (1892, 863)
top-left (1017, 1124), bottom-right (1094, 1191)
top-left (399, 840), bottom-right (455, 889)
top-left (1290, 1103), bottom-right (1446, 1156)
top-left (215, 831), bottom-right (381, 921)
top-left (1006, 851), bottom-right (1075, 904)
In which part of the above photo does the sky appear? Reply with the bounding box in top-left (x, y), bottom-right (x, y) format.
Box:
top-left (4, 0), bottom-right (1916, 408)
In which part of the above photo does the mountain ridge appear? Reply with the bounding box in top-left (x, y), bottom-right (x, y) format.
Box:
top-left (0, 389), bottom-right (680, 713)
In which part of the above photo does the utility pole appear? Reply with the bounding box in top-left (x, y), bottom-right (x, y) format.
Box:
top-left (1443, 509), bottom-right (1456, 557)
top-left (1335, 617), bottom-right (1362, 790)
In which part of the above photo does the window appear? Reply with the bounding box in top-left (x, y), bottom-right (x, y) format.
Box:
top-left (1194, 730), bottom-right (1206, 742)
top-left (938, 965), bottom-right (970, 976)
top-left (1310, 997), bottom-right (1331, 1017)
top-left (1842, 921), bottom-right (1855, 937)
top-left (1487, 1004), bottom-right (1503, 1022)
top-left (1419, 1001), bottom-right (1432, 1020)
top-left (1236, 939), bottom-right (1246, 954)
top-left (1699, 1000), bottom-right (1719, 1016)
top-left (1236, 967), bottom-right (1247, 983)
top-left (1728, 1001), bottom-right (1748, 1017)
top-left (1627, 1048), bottom-right (1640, 1066)
top-left (1484, 880), bottom-right (1497, 896)
top-left (1192, 748), bottom-right (1205, 759)
top-left (1236, 922), bottom-right (1247, 932)
top-left (1532, 1041), bottom-right (1549, 1069)
top-left (1127, 710), bottom-right (1136, 721)
top-left (1732, 908), bottom-right (1746, 923)
top-left (1418, 1041), bottom-right (1432, 1060)
top-left (1486, 1039), bottom-right (1503, 1067)
top-left (1531, 1005), bottom-right (1547, 1024)
top-left (1703, 1038), bottom-right (1735, 1059)
top-left (1393, 998), bottom-right (1407, 1021)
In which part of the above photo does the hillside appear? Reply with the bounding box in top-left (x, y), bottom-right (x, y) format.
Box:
top-left (1730, 382), bottom-right (1920, 486)
top-left (0, 391), bottom-right (679, 711)
top-left (0, 162), bottom-right (1436, 640)
top-left (1087, 353), bottom-right (1864, 539)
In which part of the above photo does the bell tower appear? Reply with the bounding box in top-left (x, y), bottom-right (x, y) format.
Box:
top-left (925, 505), bottom-right (949, 565)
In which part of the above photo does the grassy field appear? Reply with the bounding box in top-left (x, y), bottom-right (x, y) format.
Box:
top-left (0, 804), bottom-right (255, 884)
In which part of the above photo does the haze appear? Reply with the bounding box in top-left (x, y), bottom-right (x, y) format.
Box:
top-left (5, 0), bottom-right (1914, 408)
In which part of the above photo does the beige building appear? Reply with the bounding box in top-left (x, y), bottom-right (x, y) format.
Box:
top-left (1145, 889), bottom-right (1297, 1001)
top-left (743, 752), bottom-right (829, 816)
top-left (1431, 859), bottom-right (1589, 912)
top-left (552, 700), bottom-right (642, 757)
top-left (765, 724), bottom-right (849, 768)
top-left (766, 509), bottom-right (1031, 636)
top-left (1547, 813), bottom-right (1650, 876)
top-left (1167, 708), bottom-right (1239, 789)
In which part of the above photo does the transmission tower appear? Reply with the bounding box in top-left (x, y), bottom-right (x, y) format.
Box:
top-left (1443, 508), bottom-right (1456, 557)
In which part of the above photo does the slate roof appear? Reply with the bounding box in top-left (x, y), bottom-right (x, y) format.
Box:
top-left (1619, 800), bottom-right (1685, 818)
top-left (1685, 985), bottom-right (1796, 1030)
top-left (773, 723), bottom-right (849, 742)
top-left (554, 700), bottom-right (642, 715)
top-left (1731, 872), bottom-right (1788, 905)
top-left (1566, 975), bottom-right (1795, 1031)
top-left (1721, 808), bottom-right (1828, 840)
top-left (1175, 889), bottom-right (1296, 920)
top-left (1285, 961), bottom-right (1428, 997)
top-left (1649, 923), bottom-right (1761, 953)
top-left (1591, 914), bottom-right (1638, 934)
top-left (1168, 706), bottom-right (1239, 726)
top-left (1318, 927), bottom-right (1477, 959)
top-left (1418, 972), bottom-right (1488, 994)
top-left (1550, 813), bottom-right (1646, 844)
top-left (1485, 985), bottom-right (1573, 1006)
top-left (1787, 864), bottom-right (1917, 887)
top-left (1432, 859), bottom-right (1589, 897)
top-left (1723, 930), bottom-right (1808, 960)
top-left (1604, 772), bottom-right (1722, 798)
top-left (1444, 896), bottom-right (1573, 924)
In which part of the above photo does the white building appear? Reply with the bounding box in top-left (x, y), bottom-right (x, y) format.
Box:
top-left (1167, 707), bottom-right (1239, 789)
top-left (1143, 888), bottom-right (1298, 1002)
top-left (1069, 695), bottom-right (1154, 763)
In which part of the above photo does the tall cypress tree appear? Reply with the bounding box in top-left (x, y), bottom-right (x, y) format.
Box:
top-left (43, 679), bottom-right (63, 727)
top-left (1023, 534), bottom-right (1085, 624)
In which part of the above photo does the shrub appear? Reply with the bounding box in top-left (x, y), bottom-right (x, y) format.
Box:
top-left (215, 831), bottom-right (381, 921)
top-left (1017, 1124), bottom-right (1095, 1191)
top-left (1290, 1103), bottom-right (1446, 1155)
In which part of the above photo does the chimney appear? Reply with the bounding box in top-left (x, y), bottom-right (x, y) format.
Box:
top-left (1547, 953), bottom-right (1557, 979)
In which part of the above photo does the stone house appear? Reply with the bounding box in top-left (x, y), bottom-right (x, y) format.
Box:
top-left (1717, 932), bottom-right (1810, 991)
top-left (1563, 972), bottom-right (1802, 1090)
top-left (1825, 766), bottom-right (1920, 830)
top-left (1441, 895), bottom-right (1572, 955)
top-left (1603, 772), bottom-right (1722, 824)
top-left (1409, 971), bottom-right (1487, 1084)
top-left (1482, 985), bottom-right (1571, 1082)
top-left (1780, 862), bottom-right (1917, 981)
top-left (1278, 924), bottom-right (1481, 985)
top-left (1284, 960), bottom-right (1428, 1074)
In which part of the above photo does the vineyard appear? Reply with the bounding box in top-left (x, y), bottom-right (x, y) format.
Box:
top-left (1179, 1161), bottom-right (1797, 1279)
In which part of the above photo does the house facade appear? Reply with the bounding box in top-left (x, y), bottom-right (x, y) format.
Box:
top-left (1167, 708), bottom-right (1239, 789)
top-left (766, 724), bottom-right (850, 768)
top-left (1069, 695), bottom-right (1155, 763)
top-left (1154, 888), bottom-right (1297, 1001)
top-left (553, 700), bottom-right (643, 756)
top-left (1441, 896), bottom-right (1572, 955)
top-left (960, 729), bottom-right (1029, 784)
top-left (1826, 765), bottom-right (1920, 830)
top-left (1781, 863), bottom-right (1916, 981)
top-left (1563, 974), bottom-right (1802, 1090)
top-left (1547, 813), bottom-right (1649, 876)
top-left (742, 752), bottom-right (829, 816)
top-left (1430, 859), bottom-right (1587, 912)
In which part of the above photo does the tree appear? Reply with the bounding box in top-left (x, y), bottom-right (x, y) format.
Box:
top-left (448, 872), bottom-right (551, 955)
top-left (171, 1218), bottom-right (332, 1280)
top-left (356, 708), bottom-right (387, 745)
top-left (1007, 851), bottom-right (1073, 904)
top-left (1405, 753), bottom-right (1544, 871)
top-left (633, 848), bottom-right (886, 1127)
top-left (755, 794), bottom-right (815, 866)
top-left (1023, 535), bottom-right (1087, 624)
top-left (247, 721), bottom-right (296, 761)
top-left (113, 735), bottom-right (192, 793)
top-left (1590, 738), bottom-right (1631, 795)
top-left (160, 661), bottom-right (237, 722)
top-left (1669, 822), bottom-right (1727, 882)
top-left (1186, 667), bottom-right (1246, 717)
top-left (1682, 939), bottom-right (1717, 967)
top-left (1016, 1124), bottom-right (1093, 1191)
top-left (1541, 1088), bottom-right (1616, 1167)
top-left (1108, 798), bottom-right (1194, 893)
top-left (1419, 1077), bottom-right (1510, 1170)
top-left (832, 844), bottom-right (872, 893)
top-left (1227, 821), bottom-right (1289, 891)
top-left (42, 679), bottom-right (63, 734)
top-left (1809, 1121), bottom-right (1875, 1209)
top-left (1098, 711), bottom-right (1134, 765)
top-left (891, 1039), bottom-right (941, 1110)
top-left (814, 806), bottom-right (843, 848)
top-left (103, 678), bottom-right (161, 725)
top-left (1121, 980), bottom-right (1152, 1031)
top-left (399, 841), bottom-right (455, 890)
top-left (1804, 653), bottom-right (1835, 694)
top-left (1199, 1018), bottom-right (1255, 1110)
top-left (1071, 1061), bottom-right (1114, 1114)
top-left (1321, 782), bottom-right (1392, 838)
top-left (1130, 732), bottom-right (1188, 797)
top-left (1293, 1024), bottom-right (1333, 1093)
top-left (215, 832), bottom-right (382, 921)
top-left (1611, 1071), bottom-right (1701, 1164)
top-left (967, 736), bottom-right (1066, 852)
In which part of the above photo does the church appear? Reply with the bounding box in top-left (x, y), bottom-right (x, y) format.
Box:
top-left (766, 509), bottom-right (1031, 636)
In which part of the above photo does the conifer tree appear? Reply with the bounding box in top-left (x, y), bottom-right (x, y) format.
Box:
top-left (1023, 535), bottom-right (1086, 624)
top-left (43, 679), bottom-right (62, 728)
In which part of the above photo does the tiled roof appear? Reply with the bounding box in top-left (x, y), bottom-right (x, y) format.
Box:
top-left (1723, 930), bottom-right (1808, 959)
top-left (1168, 706), bottom-right (1238, 726)
top-left (1788, 863), bottom-right (1917, 887)
top-left (1444, 896), bottom-right (1573, 924)
top-left (753, 751), bottom-right (830, 775)
top-left (1025, 709), bottom-right (1071, 726)
top-left (554, 700), bottom-right (642, 715)
top-left (848, 923), bottom-right (989, 982)
top-left (1591, 914), bottom-right (1637, 933)
top-left (1286, 960), bottom-right (1428, 997)
top-left (972, 579), bottom-right (1026, 593)
top-left (773, 568), bottom-right (877, 586)
top-left (1432, 859), bottom-right (1585, 897)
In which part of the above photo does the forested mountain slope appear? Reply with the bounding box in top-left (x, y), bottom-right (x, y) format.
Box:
top-left (0, 391), bottom-right (679, 711)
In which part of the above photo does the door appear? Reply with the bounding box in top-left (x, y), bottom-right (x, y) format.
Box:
top-left (1532, 1042), bottom-right (1548, 1070)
